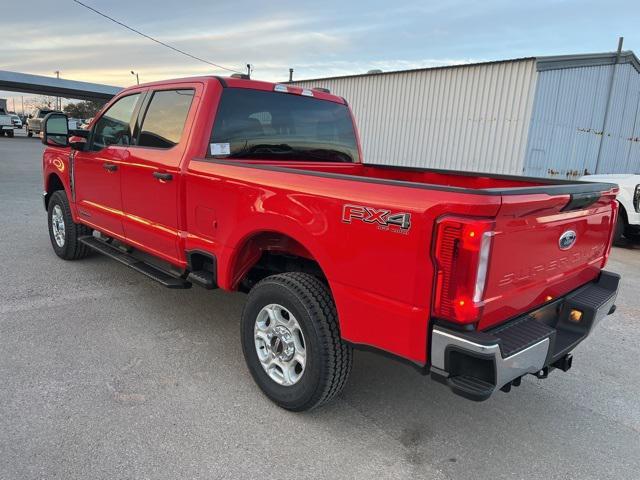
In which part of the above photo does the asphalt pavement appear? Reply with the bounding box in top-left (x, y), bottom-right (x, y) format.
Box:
top-left (1, 130), bottom-right (639, 480)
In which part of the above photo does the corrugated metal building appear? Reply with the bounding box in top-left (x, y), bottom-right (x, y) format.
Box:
top-left (291, 51), bottom-right (640, 178)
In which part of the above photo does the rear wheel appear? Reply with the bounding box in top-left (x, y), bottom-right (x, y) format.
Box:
top-left (27, 129), bottom-right (33, 137)
top-left (47, 190), bottom-right (92, 260)
top-left (6, 129), bottom-right (14, 138)
top-left (241, 272), bottom-right (352, 411)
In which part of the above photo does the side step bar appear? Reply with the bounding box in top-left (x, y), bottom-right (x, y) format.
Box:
top-left (79, 236), bottom-right (192, 289)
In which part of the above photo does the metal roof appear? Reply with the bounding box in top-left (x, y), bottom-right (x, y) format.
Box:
top-left (0, 70), bottom-right (122, 100)
top-left (291, 50), bottom-right (639, 83)
top-left (536, 51), bottom-right (640, 74)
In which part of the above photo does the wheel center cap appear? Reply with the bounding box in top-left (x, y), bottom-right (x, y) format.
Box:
top-left (270, 325), bottom-right (295, 361)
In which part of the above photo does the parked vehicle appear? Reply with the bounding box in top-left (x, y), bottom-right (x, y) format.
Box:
top-left (40, 76), bottom-right (621, 411)
top-left (0, 106), bottom-right (15, 137)
top-left (11, 115), bottom-right (23, 129)
top-left (581, 174), bottom-right (640, 243)
top-left (79, 117), bottom-right (93, 129)
top-left (67, 118), bottom-right (82, 130)
top-left (27, 108), bottom-right (61, 137)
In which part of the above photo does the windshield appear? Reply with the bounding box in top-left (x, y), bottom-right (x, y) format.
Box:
top-left (209, 88), bottom-right (359, 163)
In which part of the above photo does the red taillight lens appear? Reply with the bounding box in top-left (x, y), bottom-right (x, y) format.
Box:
top-left (432, 217), bottom-right (494, 324)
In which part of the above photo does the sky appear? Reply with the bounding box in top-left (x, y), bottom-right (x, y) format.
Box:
top-left (1, 0), bottom-right (639, 111)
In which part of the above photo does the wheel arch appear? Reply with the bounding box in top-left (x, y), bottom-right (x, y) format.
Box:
top-left (44, 172), bottom-right (66, 210)
top-left (617, 199), bottom-right (628, 224)
top-left (226, 229), bottom-right (329, 293)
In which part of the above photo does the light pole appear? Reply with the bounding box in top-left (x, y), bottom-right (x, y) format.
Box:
top-left (131, 70), bottom-right (139, 85)
top-left (54, 70), bottom-right (60, 111)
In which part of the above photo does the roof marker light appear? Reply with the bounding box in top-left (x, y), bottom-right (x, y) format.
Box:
top-left (274, 84), bottom-right (288, 93)
top-left (301, 89), bottom-right (314, 97)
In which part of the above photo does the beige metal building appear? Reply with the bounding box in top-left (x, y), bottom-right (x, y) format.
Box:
top-left (291, 51), bottom-right (640, 177)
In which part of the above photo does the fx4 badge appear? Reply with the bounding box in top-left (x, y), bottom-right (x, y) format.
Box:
top-left (342, 204), bottom-right (411, 234)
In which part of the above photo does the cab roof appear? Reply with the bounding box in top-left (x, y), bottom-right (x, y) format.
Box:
top-left (123, 75), bottom-right (347, 105)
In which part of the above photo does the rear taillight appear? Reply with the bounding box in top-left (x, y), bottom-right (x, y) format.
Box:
top-left (432, 217), bottom-right (494, 324)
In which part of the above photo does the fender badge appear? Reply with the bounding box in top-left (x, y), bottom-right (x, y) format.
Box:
top-left (342, 204), bottom-right (411, 234)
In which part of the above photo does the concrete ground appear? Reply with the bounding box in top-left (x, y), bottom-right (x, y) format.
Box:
top-left (1, 130), bottom-right (639, 480)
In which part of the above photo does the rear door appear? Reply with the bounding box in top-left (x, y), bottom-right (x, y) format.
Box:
top-left (478, 188), bottom-right (618, 329)
top-left (73, 93), bottom-right (143, 238)
top-left (120, 86), bottom-right (197, 262)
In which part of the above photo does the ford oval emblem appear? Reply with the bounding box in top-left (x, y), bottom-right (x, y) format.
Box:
top-left (559, 230), bottom-right (577, 250)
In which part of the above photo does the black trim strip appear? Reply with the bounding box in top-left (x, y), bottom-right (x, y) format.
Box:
top-left (561, 192), bottom-right (601, 211)
top-left (213, 76), bottom-right (227, 88)
top-left (192, 159), bottom-right (617, 197)
top-left (365, 163), bottom-right (618, 195)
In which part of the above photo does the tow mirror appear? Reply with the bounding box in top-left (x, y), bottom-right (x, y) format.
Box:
top-left (42, 112), bottom-right (69, 147)
top-left (69, 134), bottom-right (88, 151)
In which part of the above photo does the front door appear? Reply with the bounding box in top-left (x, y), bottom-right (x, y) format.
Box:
top-left (120, 88), bottom-right (196, 262)
top-left (73, 93), bottom-right (142, 238)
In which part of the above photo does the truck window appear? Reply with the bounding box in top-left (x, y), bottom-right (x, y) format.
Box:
top-left (137, 89), bottom-right (194, 149)
top-left (91, 94), bottom-right (141, 151)
top-left (210, 88), bottom-right (359, 163)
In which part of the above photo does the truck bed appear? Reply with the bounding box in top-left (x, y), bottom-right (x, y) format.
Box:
top-left (208, 159), bottom-right (615, 195)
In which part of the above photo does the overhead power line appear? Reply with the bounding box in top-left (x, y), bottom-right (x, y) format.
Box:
top-left (72, 0), bottom-right (243, 74)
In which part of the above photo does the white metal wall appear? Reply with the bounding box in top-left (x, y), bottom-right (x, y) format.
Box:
top-left (292, 60), bottom-right (538, 174)
top-left (524, 62), bottom-right (640, 178)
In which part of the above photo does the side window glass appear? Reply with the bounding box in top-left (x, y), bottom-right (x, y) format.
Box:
top-left (137, 89), bottom-right (194, 149)
top-left (91, 94), bottom-right (140, 151)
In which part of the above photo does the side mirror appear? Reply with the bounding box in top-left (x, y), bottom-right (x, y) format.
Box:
top-left (42, 112), bottom-right (69, 147)
top-left (69, 135), bottom-right (87, 151)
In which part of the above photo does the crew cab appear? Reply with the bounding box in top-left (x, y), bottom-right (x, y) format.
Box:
top-left (581, 174), bottom-right (640, 244)
top-left (41, 76), bottom-right (621, 411)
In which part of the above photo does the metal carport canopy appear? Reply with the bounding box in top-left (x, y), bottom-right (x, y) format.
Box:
top-left (0, 70), bottom-right (122, 101)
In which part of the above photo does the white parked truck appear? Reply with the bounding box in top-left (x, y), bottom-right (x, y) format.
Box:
top-left (0, 101), bottom-right (16, 138)
top-left (581, 174), bottom-right (640, 243)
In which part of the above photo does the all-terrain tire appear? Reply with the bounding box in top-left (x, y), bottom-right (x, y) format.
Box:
top-left (241, 272), bottom-right (353, 411)
top-left (47, 190), bottom-right (92, 260)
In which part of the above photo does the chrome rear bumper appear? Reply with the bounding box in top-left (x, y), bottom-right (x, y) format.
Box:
top-left (429, 270), bottom-right (619, 401)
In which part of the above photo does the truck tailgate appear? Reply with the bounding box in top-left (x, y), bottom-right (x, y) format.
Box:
top-left (478, 189), bottom-right (618, 330)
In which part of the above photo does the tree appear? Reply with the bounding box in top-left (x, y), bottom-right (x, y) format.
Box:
top-left (63, 100), bottom-right (106, 119)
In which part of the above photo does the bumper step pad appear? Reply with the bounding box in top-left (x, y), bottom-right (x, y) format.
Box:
top-left (446, 375), bottom-right (494, 401)
top-left (490, 317), bottom-right (555, 358)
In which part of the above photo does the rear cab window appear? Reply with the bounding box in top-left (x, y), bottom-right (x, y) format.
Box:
top-left (137, 89), bottom-right (195, 149)
top-left (209, 88), bottom-right (359, 163)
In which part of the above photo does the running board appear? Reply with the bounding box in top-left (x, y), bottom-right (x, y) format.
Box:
top-left (78, 236), bottom-right (192, 289)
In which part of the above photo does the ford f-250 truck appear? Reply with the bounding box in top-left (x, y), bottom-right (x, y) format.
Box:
top-left (40, 75), bottom-right (621, 411)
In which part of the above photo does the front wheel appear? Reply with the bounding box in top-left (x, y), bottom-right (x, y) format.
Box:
top-left (241, 272), bottom-right (353, 411)
top-left (6, 129), bottom-right (14, 138)
top-left (27, 129), bottom-right (33, 137)
top-left (47, 190), bottom-right (92, 260)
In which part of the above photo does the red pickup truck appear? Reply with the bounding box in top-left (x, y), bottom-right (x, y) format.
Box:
top-left (41, 75), bottom-right (621, 411)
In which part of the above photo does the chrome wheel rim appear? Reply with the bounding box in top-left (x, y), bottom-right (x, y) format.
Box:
top-left (51, 205), bottom-right (65, 248)
top-left (254, 304), bottom-right (306, 386)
